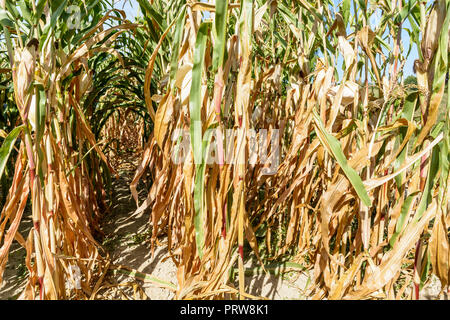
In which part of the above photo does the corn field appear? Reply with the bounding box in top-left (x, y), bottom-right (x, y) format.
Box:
top-left (0, 0), bottom-right (449, 300)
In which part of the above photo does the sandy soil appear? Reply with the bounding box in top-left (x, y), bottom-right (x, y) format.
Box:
top-left (0, 217), bottom-right (31, 300)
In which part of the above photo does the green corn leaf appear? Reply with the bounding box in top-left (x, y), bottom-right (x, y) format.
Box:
top-left (190, 22), bottom-right (210, 259)
top-left (4, 0), bottom-right (20, 20)
top-left (0, 9), bottom-right (14, 28)
top-left (389, 191), bottom-right (420, 248)
top-left (395, 92), bottom-right (417, 188)
top-left (35, 0), bottom-right (47, 23)
top-left (420, 250), bottom-right (431, 290)
top-left (140, 0), bottom-right (164, 28)
top-left (313, 110), bottom-right (372, 207)
top-left (0, 125), bottom-right (24, 181)
top-left (357, 0), bottom-right (367, 13)
top-left (35, 87), bottom-right (47, 143)
top-left (212, 0), bottom-right (228, 72)
top-left (341, 0), bottom-right (350, 26)
top-left (394, 0), bottom-right (418, 25)
top-left (42, 0), bottom-right (68, 39)
top-left (18, 0), bottom-right (32, 24)
top-left (193, 129), bottom-right (214, 260)
top-left (438, 69), bottom-right (450, 209)
top-left (169, 6), bottom-right (186, 90)
top-left (415, 146), bottom-right (440, 221)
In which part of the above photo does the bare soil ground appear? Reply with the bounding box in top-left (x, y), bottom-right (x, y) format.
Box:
top-left (0, 218), bottom-right (31, 299)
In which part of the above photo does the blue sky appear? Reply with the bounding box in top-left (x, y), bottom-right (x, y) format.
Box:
top-left (331, 0), bottom-right (419, 78)
top-left (113, 0), bottom-right (139, 20)
top-left (116, 0), bottom-right (419, 78)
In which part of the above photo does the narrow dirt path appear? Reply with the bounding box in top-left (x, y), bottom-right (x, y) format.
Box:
top-left (95, 161), bottom-right (178, 300)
